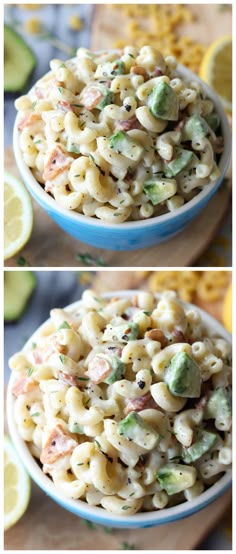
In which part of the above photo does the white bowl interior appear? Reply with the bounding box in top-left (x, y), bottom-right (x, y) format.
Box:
top-left (7, 291), bottom-right (232, 526)
top-left (13, 61), bottom-right (231, 231)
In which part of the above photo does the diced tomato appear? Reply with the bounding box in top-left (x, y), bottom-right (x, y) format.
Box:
top-left (17, 112), bottom-right (41, 131)
top-left (87, 355), bottom-right (112, 384)
top-left (79, 87), bottom-right (103, 110)
top-left (40, 424), bottom-right (77, 465)
top-left (35, 87), bottom-right (44, 99)
top-left (124, 392), bottom-right (155, 415)
top-left (115, 115), bottom-right (143, 132)
top-left (43, 146), bottom-right (73, 181)
top-left (56, 369), bottom-right (80, 387)
top-left (12, 376), bottom-right (37, 397)
top-left (57, 101), bottom-right (74, 113)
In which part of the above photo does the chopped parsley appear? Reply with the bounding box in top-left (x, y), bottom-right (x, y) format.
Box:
top-left (121, 505), bottom-right (129, 510)
top-left (28, 367), bottom-right (34, 377)
top-left (31, 342), bottom-right (37, 349)
top-left (17, 255), bottom-right (30, 267)
top-left (31, 101), bottom-right (37, 109)
top-left (143, 311), bottom-right (152, 316)
top-left (76, 253), bottom-right (106, 266)
top-left (128, 53), bottom-right (135, 58)
top-left (58, 87), bottom-right (64, 94)
top-left (120, 542), bottom-right (136, 549)
top-left (71, 103), bottom-right (84, 108)
top-left (82, 520), bottom-right (97, 529)
top-left (103, 526), bottom-right (113, 534)
top-left (59, 354), bottom-right (66, 364)
top-left (31, 412), bottom-right (40, 417)
top-left (94, 439), bottom-right (101, 449)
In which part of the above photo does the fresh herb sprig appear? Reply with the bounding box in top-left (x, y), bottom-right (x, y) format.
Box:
top-left (76, 253), bottom-right (106, 267)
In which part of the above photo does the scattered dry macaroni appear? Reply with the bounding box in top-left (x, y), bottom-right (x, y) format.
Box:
top-left (15, 45), bottom-right (223, 223)
top-left (109, 4), bottom-right (206, 74)
top-left (9, 290), bottom-right (232, 514)
top-left (148, 271), bottom-right (230, 302)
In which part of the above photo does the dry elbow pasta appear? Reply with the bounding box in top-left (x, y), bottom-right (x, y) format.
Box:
top-left (9, 290), bottom-right (231, 514)
top-left (15, 46), bottom-right (223, 223)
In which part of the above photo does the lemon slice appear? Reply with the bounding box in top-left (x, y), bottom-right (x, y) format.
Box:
top-left (4, 170), bottom-right (33, 260)
top-left (199, 35), bottom-right (232, 112)
top-left (222, 283), bottom-right (232, 334)
top-left (4, 434), bottom-right (31, 531)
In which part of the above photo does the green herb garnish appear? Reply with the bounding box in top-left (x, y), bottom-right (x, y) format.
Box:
top-left (120, 542), bottom-right (136, 549)
top-left (121, 505), bottom-right (129, 510)
top-left (59, 354), bottom-right (66, 364)
top-left (17, 256), bottom-right (30, 267)
top-left (76, 253), bottom-right (106, 267)
top-left (103, 526), bottom-right (113, 534)
top-left (28, 367), bottom-right (34, 377)
top-left (58, 321), bottom-right (71, 330)
top-left (31, 342), bottom-right (37, 349)
top-left (82, 520), bottom-right (97, 529)
top-left (94, 439), bottom-right (101, 449)
top-left (31, 412), bottom-right (40, 417)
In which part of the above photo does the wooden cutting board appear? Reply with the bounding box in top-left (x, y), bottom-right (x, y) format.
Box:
top-left (4, 148), bottom-right (231, 268)
top-left (90, 4), bottom-right (232, 51)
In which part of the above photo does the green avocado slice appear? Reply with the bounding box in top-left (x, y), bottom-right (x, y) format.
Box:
top-left (4, 24), bottom-right (36, 92)
top-left (4, 271), bottom-right (36, 321)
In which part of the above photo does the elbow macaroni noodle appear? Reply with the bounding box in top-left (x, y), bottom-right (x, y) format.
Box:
top-left (15, 45), bottom-right (223, 223)
top-left (9, 290), bottom-right (232, 514)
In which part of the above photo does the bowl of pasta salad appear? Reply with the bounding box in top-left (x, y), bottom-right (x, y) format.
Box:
top-left (13, 46), bottom-right (231, 251)
top-left (7, 289), bottom-right (232, 528)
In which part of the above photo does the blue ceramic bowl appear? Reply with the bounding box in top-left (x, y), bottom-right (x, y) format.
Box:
top-left (13, 65), bottom-right (231, 251)
top-left (6, 292), bottom-right (232, 528)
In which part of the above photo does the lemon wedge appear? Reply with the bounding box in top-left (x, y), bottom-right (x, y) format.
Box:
top-left (199, 35), bottom-right (232, 112)
top-left (222, 283), bottom-right (232, 334)
top-left (4, 170), bottom-right (33, 260)
top-left (4, 435), bottom-right (31, 531)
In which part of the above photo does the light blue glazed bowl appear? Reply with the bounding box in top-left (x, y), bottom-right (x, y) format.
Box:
top-left (13, 64), bottom-right (231, 251)
top-left (7, 292), bottom-right (232, 528)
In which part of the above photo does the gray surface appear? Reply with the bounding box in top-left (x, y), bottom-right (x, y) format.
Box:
top-left (4, 270), bottom-right (231, 550)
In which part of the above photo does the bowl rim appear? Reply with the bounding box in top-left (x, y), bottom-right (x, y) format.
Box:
top-left (13, 61), bottom-right (231, 231)
top-left (6, 290), bottom-right (232, 527)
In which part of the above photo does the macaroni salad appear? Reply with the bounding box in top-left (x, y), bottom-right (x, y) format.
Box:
top-left (15, 46), bottom-right (223, 223)
top-left (9, 290), bottom-right (232, 514)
